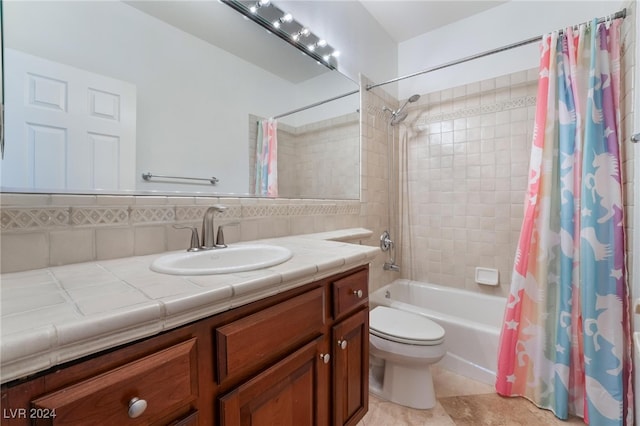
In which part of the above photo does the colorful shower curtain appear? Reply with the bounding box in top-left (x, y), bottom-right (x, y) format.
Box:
top-left (495, 19), bottom-right (632, 425)
top-left (255, 119), bottom-right (278, 196)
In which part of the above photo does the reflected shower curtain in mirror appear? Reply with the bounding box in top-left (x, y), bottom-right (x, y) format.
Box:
top-left (495, 19), bottom-right (632, 425)
top-left (255, 119), bottom-right (278, 196)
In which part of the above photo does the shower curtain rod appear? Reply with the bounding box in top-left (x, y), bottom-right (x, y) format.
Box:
top-left (366, 8), bottom-right (627, 91)
top-left (271, 89), bottom-right (359, 120)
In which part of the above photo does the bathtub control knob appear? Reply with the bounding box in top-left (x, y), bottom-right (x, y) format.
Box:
top-left (352, 289), bottom-right (363, 298)
top-left (128, 397), bottom-right (147, 418)
top-left (319, 353), bottom-right (331, 364)
top-left (338, 339), bottom-right (348, 350)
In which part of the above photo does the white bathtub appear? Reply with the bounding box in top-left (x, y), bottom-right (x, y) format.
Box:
top-left (370, 279), bottom-right (506, 385)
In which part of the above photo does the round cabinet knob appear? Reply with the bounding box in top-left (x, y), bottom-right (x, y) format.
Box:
top-left (128, 397), bottom-right (148, 419)
top-left (319, 353), bottom-right (331, 364)
top-left (352, 289), bottom-right (363, 298)
top-left (338, 339), bottom-right (348, 350)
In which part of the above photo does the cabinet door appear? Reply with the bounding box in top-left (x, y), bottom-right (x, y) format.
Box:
top-left (219, 338), bottom-right (329, 426)
top-left (332, 308), bottom-right (369, 426)
top-left (30, 339), bottom-right (198, 426)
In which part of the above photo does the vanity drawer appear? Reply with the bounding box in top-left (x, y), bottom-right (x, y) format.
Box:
top-left (216, 287), bottom-right (326, 383)
top-left (332, 268), bottom-right (368, 319)
top-left (31, 339), bottom-right (198, 425)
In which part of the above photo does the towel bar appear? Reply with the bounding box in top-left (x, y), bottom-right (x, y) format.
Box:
top-left (142, 172), bottom-right (219, 185)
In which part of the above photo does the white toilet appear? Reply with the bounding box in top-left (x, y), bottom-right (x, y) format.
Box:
top-left (369, 306), bottom-right (446, 410)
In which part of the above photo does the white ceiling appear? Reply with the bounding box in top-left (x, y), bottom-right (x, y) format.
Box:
top-left (359, 0), bottom-right (508, 43)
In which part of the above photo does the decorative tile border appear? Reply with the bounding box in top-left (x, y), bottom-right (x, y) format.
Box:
top-left (175, 206), bottom-right (207, 222)
top-left (415, 95), bottom-right (537, 126)
top-left (336, 204), bottom-right (361, 215)
top-left (175, 205), bottom-right (242, 222)
top-left (130, 206), bottom-right (175, 224)
top-left (219, 206), bottom-right (242, 219)
top-left (242, 204), bottom-right (289, 218)
top-left (1, 208), bottom-right (70, 230)
top-left (71, 207), bottom-right (129, 226)
top-left (0, 198), bottom-right (360, 231)
top-left (303, 204), bottom-right (338, 216)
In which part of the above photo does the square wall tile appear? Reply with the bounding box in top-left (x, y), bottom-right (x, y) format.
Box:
top-left (1, 232), bottom-right (49, 273)
top-left (96, 228), bottom-right (134, 260)
top-left (134, 226), bottom-right (167, 256)
top-left (50, 229), bottom-right (95, 266)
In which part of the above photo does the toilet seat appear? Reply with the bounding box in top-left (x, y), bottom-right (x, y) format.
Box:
top-left (370, 306), bottom-right (445, 346)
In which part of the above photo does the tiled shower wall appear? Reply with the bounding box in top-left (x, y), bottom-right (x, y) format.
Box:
top-left (397, 9), bottom-right (636, 298)
top-left (360, 77), bottom-right (401, 292)
top-left (399, 70), bottom-right (537, 297)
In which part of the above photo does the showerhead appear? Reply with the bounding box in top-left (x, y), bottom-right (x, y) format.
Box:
top-left (390, 94), bottom-right (420, 126)
top-left (390, 111), bottom-right (408, 125)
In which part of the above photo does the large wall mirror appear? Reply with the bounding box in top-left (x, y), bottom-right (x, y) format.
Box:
top-left (0, 1), bottom-right (360, 199)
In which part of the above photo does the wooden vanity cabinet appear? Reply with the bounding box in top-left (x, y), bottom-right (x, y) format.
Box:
top-left (0, 265), bottom-right (369, 426)
top-left (332, 309), bottom-right (369, 426)
top-left (330, 269), bottom-right (369, 426)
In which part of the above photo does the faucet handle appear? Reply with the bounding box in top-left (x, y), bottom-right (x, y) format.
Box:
top-left (215, 222), bottom-right (240, 248)
top-left (173, 225), bottom-right (201, 251)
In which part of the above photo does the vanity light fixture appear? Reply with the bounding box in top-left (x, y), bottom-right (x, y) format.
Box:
top-left (292, 27), bottom-right (310, 41)
top-left (223, 0), bottom-right (339, 69)
top-left (249, 0), bottom-right (270, 14)
top-left (272, 12), bottom-right (293, 29)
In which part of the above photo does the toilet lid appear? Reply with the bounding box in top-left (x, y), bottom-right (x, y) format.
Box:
top-left (370, 306), bottom-right (445, 346)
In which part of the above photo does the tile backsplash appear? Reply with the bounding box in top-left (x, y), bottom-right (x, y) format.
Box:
top-left (0, 194), bottom-right (361, 273)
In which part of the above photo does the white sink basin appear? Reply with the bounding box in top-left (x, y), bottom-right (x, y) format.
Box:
top-left (150, 244), bottom-right (293, 275)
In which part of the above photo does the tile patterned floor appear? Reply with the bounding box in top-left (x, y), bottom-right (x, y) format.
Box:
top-left (358, 366), bottom-right (585, 425)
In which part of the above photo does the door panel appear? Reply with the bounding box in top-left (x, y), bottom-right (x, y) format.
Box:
top-left (2, 48), bottom-right (136, 190)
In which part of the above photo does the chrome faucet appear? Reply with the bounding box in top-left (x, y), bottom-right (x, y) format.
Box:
top-left (202, 205), bottom-right (227, 249)
top-left (215, 221), bottom-right (240, 248)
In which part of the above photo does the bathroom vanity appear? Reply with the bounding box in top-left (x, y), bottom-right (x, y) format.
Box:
top-left (0, 233), bottom-right (376, 426)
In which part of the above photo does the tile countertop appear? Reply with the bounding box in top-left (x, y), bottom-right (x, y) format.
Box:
top-left (0, 228), bottom-right (378, 385)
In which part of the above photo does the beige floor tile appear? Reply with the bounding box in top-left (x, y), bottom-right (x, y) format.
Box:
top-left (358, 367), bottom-right (585, 425)
top-left (358, 394), bottom-right (455, 426)
top-left (439, 393), bottom-right (585, 425)
top-left (432, 365), bottom-right (494, 398)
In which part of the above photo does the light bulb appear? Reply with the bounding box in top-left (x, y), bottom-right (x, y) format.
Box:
top-left (282, 13), bottom-right (293, 22)
top-left (307, 44), bottom-right (315, 52)
top-left (300, 28), bottom-right (310, 36)
top-left (273, 20), bottom-right (281, 28)
top-left (317, 39), bottom-right (327, 47)
top-left (332, 50), bottom-right (341, 57)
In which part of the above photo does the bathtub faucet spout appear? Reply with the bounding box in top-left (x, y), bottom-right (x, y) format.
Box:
top-left (384, 262), bottom-right (400, 272)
